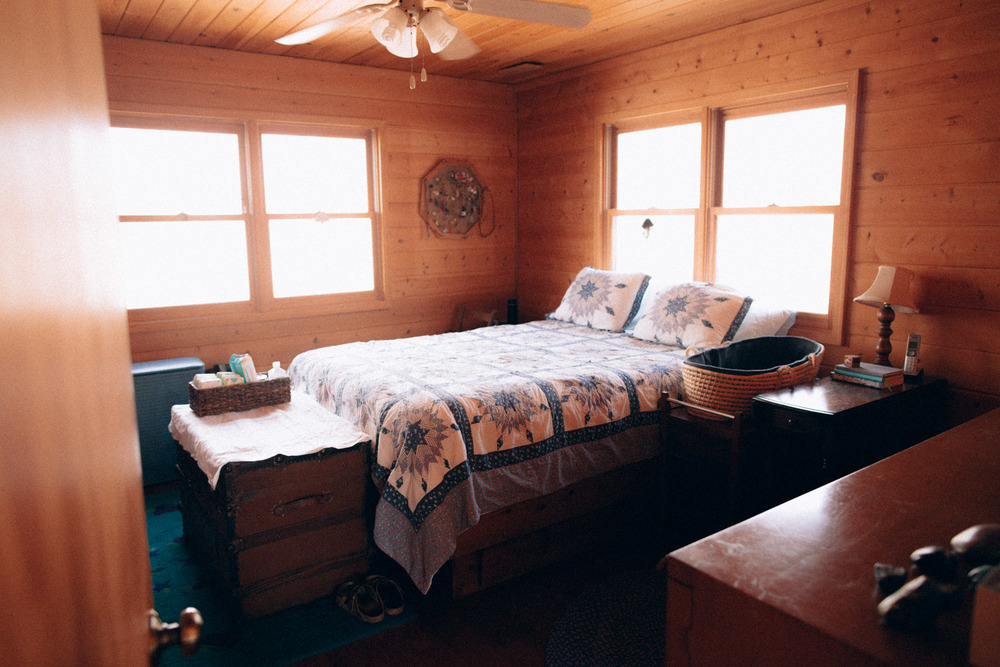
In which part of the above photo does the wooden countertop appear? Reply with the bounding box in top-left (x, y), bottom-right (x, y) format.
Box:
top-left (665, 407), bottom-right (1000, 666)
top-left (753, 374), bottom-right (946, 417)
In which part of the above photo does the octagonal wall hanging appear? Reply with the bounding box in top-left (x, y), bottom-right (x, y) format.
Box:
top-left (420, 160), bottom-right (486, 236)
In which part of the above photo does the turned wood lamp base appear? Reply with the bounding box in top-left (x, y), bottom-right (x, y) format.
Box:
top-left (874, 303), bottom-right (896, 366)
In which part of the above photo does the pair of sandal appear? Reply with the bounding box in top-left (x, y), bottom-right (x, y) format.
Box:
top-left (336, 574), bottom-right (405, 624)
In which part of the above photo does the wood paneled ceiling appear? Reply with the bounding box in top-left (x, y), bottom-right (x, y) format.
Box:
top-left (99, 0), bottom-right (825, 85)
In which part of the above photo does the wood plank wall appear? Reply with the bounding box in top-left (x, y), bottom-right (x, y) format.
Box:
top-left (514, 0), bottom-right (1000, 421)
top-left (103, 36), bottom-right (517, 369)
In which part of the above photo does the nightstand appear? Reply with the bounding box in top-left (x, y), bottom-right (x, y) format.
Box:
top-left (752, 374), bottom-right (948, 502)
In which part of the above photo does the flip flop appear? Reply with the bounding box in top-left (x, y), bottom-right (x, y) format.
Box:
top-left (336, 580), bottom-right (384, 624)
top-left (366, 574), bottom-right (405, 616)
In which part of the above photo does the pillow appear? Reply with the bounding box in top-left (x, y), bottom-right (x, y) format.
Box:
top-left (547, 267), bottom-right (650, 331)
top-left (630, 282), bottom-right (752, 348)
top-left (623, 277), bottom-right (672, 333)
top-left (625, 278), bottom-right (741, 333)
top-left (732, 302), bottom-right (796, 341)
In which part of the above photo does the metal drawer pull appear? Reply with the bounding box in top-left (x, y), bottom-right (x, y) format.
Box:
top-left (272, 493), bottom-right (333, 516)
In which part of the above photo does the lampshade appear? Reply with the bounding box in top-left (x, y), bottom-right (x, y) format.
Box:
top-left (371, 7), bottom-right (418, 58)
top-left (420, 8), bottom-right (459, 53)
top-left (854, 266), bottom-right (919, 313)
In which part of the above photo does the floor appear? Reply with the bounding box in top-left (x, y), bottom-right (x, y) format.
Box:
top-left (292, 539), bottom-right (665, 667)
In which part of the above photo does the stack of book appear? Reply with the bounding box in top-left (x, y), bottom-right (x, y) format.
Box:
top-left (832, 361), bottom-right (904, 388)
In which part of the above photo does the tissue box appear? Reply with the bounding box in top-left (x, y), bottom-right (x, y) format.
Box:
top-left (188, 377), bottom-right (291, 417)
top-left (970, 566), bottom-right (1000, 667)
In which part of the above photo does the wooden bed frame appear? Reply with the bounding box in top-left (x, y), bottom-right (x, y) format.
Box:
top-left (366, 420), bottom-right (665, 598)
top-left (447, 451), bottom-right (664, 596)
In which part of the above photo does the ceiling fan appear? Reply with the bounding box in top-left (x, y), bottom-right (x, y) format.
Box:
top-left (275, 0), bottom-right (592, 85)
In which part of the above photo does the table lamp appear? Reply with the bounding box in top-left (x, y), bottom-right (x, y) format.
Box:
top-left (854, 266), bottom-right (919, 366)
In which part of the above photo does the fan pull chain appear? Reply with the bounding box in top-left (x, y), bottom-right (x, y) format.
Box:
top-left (407, 20), bottom-right (418, 89)
top-left (409, 54), bottom-right (416, 89)
top-left (420, 31), bottom-right (428, 82)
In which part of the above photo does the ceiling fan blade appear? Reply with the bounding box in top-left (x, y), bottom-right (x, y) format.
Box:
top-left (275, 18), bottom-right (344, 45)
top-left (275, 1), bottom-right (395, 45)
top-left (445, 0), bottom-right (591, 29)
top-left (437, 28), bottom-right (481, 60)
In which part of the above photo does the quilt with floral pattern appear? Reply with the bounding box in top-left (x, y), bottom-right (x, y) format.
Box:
top-left (288, 319), bottom-right (686, 593)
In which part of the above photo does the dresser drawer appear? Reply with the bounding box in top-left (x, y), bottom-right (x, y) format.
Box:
top-left (765, 406), bottom-right (826, 436)
top-left (177, 443), bottom-right (372, 618)
top-left (177, 444), bottom-right (368, 540)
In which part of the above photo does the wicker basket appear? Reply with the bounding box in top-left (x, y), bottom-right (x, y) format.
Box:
top-left (681, 336), bottom-right (824, 420)
top-left (188, 377), bottom-right (291, 417)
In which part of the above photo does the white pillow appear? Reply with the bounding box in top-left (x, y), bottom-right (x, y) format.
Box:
top-left (732, 302), bottom-right (796, 341)
top-left (547, 267), bottom-right (650, 331)
top-left (630, 282), bottom-right (752, 348)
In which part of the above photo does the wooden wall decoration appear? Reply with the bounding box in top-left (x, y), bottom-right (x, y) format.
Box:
top-left (420, 160), bottom-right (486, 236)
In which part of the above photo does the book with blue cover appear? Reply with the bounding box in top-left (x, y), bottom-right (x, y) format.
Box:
top-left (832, 361), bottom-right (904, 388)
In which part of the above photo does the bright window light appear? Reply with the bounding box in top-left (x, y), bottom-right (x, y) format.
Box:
top-left (722, 105), bottom-right (846, 207)
top-left (612, 214), bottom-right (694, 283)
top-left (609, 99), bottom-right (849, 319)
top-left (109, 125), bottom-right (250, 309)
top-left (110, 122), bottom-right (380, 310)
top-left (260, 132), bottom-right (375, 299)
top-left (261, 134), bottom-right (369, 214)
top-left (616, 123), bottom-right (701, 210)
top-left (715, 214), bottom-right (834, 314)
top-left (269, 218), bottom-right (375, 298)
top-left (117, 220), bottom-right (250, 308)
top-left (109, 127), bottom-right (243, 215)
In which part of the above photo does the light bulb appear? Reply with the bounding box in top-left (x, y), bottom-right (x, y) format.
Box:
top-left (420, 8), bottom-right (459, 53)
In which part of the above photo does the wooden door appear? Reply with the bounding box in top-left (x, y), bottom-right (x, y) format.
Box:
top-left (1, 1), bottom-right (154, 663)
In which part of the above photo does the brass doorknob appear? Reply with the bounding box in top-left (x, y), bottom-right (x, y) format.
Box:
top-left (149, 607), bottom-right (203, 665)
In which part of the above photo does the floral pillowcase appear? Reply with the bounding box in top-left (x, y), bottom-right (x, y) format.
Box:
top-left (630, 282), bottom-right (753, 349)
top-left (547, 267), bottom-right (650, 331)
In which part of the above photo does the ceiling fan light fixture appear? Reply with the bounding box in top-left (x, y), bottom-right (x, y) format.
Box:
top-left (371, 7), bottom-right (419, 58)
top-left (390, 25), bottom-right (419, 57)
top-left (420, 8), bottom-right (459, 53)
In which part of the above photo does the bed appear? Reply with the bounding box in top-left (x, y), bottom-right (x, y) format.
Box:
top-left (288, 269), bottom-right (792, 594)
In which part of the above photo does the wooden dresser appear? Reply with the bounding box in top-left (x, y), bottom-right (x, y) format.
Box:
top-left (664, 407), bottom-right (1000, 666)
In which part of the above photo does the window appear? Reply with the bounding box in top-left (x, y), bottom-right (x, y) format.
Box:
top-left (109, 117), bottom-right (380, 317)
top-left (714, 105), bottom-right (845, 315)
top-left (606, 76), bottom-right (858, 342)
top-left (110, 124), bottom-right (250, 309)
top-left (612, 122), bottom-right (700, 286)
top-left (260, 131), bottom-right (375, 299)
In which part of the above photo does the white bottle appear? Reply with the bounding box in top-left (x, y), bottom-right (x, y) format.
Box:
top-left (268, 361), bottom-right (288, 379)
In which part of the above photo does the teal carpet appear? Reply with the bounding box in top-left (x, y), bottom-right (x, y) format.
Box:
top-left (146, 491), bottom-right (415, 666)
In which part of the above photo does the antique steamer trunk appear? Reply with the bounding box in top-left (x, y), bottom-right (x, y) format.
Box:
top-left (177, 442), bottom-right (370, 618)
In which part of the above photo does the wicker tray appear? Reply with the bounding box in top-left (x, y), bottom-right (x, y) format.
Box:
top-left (188, 377), bottom-right (291, 417)
top-left (681, 336), bottom-right (824, 420)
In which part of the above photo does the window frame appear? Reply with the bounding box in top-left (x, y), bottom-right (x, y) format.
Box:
top-left (111, 113), bottom-right (385, 327)
top-left (252, 121), bottom-right (382, 313)
top-left (602, 72), bottom-right (859, 345)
